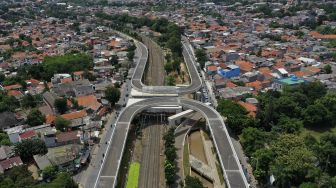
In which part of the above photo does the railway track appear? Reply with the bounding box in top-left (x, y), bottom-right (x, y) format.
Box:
top-left (142, 36), bottom-right (165, 86)
top-left (139, 117), bottom-right (162, 188)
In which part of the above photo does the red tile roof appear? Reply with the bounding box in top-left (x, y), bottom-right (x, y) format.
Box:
top-left (19, 130), bottom-right (36, 140)
top-left (0, 156), bottom-right (23, 171)
top-left (207, 65), bottom-right (217, 72)
top-left (7, 90), bottom-right (23, 97)
top-left (3, 84), bottom-right (22, 91)
top-left (56, 131), bottom-right (79, 143)
top-left (238, 101), bottom-right (257, 117)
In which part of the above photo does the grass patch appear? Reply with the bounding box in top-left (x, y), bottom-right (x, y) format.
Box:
top-left (301, 126), bottom-right (336, 140)
top-left (183, 138), bottom-right (190, 177)
top-left (126, 162), bottom-right (140, 188)
top-left (215, 162), bottom-right (225, 184)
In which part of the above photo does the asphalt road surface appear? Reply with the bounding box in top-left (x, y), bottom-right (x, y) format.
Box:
top-left (131, 39), bottom-right (202, 94)
top-left (94, 97), bottom-right (249, 188)
top-left (90, 35), bottom-right (249, 188)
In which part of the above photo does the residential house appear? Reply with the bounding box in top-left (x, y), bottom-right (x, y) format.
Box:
top-left (46, 144), bottom-right (83, 171)
top-left (273, 75), bottom-right (306, 90)
top-left (55, 131), bottom-right (80, 146)
top-left (0, 112), bottom-right (23, 130)
top-left (0, 156), bottom-right (23, 173)
top-left (218, 64), bottom-right (240, 78)
top-left (19, 130), bottom-right (37, 141)
top-left (61, 110), bottom-right (89, 128)
top-left (0, 146), bottom-right (14, 160)
top-left (76, 95), bottom-right (102, 114)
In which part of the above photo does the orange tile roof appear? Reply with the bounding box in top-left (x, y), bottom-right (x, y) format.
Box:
top-left (293, 71), bottom-right (305, 77)
top-left (207, 65), bottom-right (217, 72)
top-left (235, 60), bottom-right (253, 72)
top-left (226, 81), bottom-right (237, 88)
top-left (246, 80), bottom-right (263, 91)
top-left (310, 31), bottom-right (336, 40)
top-left (108, 39), bottom-right (120, 48)
top-left (258, 67), bottom-right (272, 76)
top-left (76, 95), bottom-right (101, 111)
top-left (61, 110), bottom-right (87, 120)
top-left (305, 66), bottom-right (321, 74)
top-left (4, 84), bottom-right (22, 91)
top-left (46, 114), bottom-right (56, 124)
top-left (238, 101), bottom-right (257, 117)
top-left (7, 90), bottom-right (23, 97)
top-left (61, 77), bottom-right (73, 84)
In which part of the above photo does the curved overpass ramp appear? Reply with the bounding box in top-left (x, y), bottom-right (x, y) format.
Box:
top-left (92, 35), bottom-right (248, 188)
top-left (131, 39), bottom-right (202, 94)
top-left (95, 98), bottom-right (249, 188)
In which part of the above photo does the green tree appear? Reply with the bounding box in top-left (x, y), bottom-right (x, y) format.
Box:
top-left (55, 116), bottom-right (71, 132)
top-left (315, 133), bottom-right (336, 174)
top-left (42, 165), bottom-right (59, 181)
top-left (127, 51), bottom-right (135, 61)
top-left (166, 36), bottom-right (182, 55)
top-left (251, 148), bottom-right (275, 184)
top-left (0, 165), bottom-right (37, 188)
top-left (26, 108), bottom-right (45, 127)
top-left (0, 132), bottom-right (11, 146)
top-left (270, 134), bottom-right (317, 187)
top-left (299, 182), bottom-right (318, 188)
top-left (165, 75), bottom-right (175, 86)
top-left (0, 73), bottom-right (5, 82)
top-left (195, 48), bottom-right (207, 69)
top-left (105, 86), bottom-right (121, 106)
top-left (164, 145), bottom-right (176, 162)
top-left (42, 53), bottom-right (93, 80)
top-left (36, 172), bottom-right (78, 188)
top-left (164, 62), bottom-right (173, 73)
top-left (272, 116), bottom-right (303, 134)
top-left (164, 160), bottom-right (175, 185)
top-left (14, 139), bottom-right (47, 162)
top-left (240, 127), bottom-right (268, 156)
top-left (21, 94), bottom-right (37, 108)
top-left (110, 55), bottom-right (118, 65)
top-left (0, 91), bottom-right (19, 112)
top-left (54, 98), bottom-right (68, 114)
top-left (185, 175), bottom-right (204, 188)
top-left (323, 64), bottom-right (332, 74)
top-left (48, 172), bottom-right (78, 188)
top-left (303, 103), bottom-right (332, 127)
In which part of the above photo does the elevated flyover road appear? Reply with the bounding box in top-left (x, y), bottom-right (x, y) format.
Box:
top-left (131, 39), bottom-right (202, 95)
top-left (94, 97), bottom-right (249, 188)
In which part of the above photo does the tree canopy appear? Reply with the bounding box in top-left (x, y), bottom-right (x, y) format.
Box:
top-left (184, 175), bottom-right (204, 188)
top-left (54, 98), bottom-right (68, 114)
top-left (55, 116), bottom-right (71, 131)
top-left (14, 139), bottom-right (47, 162)
top-left (105, 86), bottom-right (121, 106)
top-left (229, 82), bottom-right (336, 187)
top-left (26, 108), bottom-right (46, 127)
